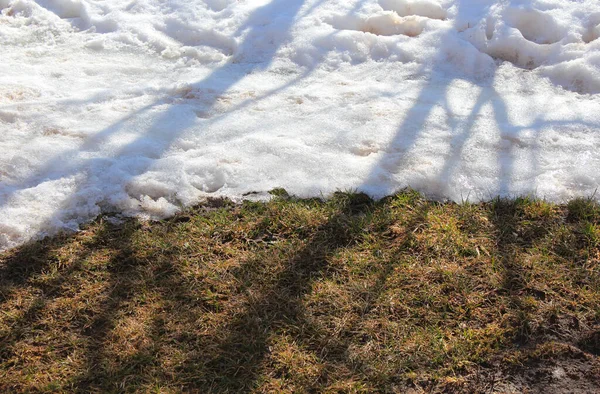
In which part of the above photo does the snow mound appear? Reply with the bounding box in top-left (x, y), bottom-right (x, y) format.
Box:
top-left (379, 0), bottom-right (447, 20)
top-left (1, 0), bottom-right (600, 250)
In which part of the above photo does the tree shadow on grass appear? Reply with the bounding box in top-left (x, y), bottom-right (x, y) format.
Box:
top-left (169, 193), bottom-right (375, 392)
top-left (0, 192), bottom-right (440, 392)
top-left (0, 220), bottom-right (138, 391)
top-left (11, 192), bottom-right (383, 392)
top-left (481, 198), bottom-right (600, 393)
top-left (0, 194), bottom-right (426, 391)
top-left (69, 221), bottom-right (146, 391)
top-left (298, 196), bottom-right (433, 391)
top-left (1, 213), bottom-right (199, 391)
top-left (70, 216), bottom-right (230, 392)
top-left (160, 192), bottom-right (435, 392)
top-left (3, 193), bottom-right (600, 392)
top-left (488, 199), bottom-right (533, 345)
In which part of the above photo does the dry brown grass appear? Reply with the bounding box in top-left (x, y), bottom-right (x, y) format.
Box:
top-left (1, 191), bottom-right (600, 393)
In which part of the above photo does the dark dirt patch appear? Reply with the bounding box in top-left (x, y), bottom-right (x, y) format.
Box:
top-left (495, 348), bottom-right (600, 393)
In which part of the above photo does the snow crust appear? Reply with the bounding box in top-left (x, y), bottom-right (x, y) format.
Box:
top-left (1, 0), bottom-right (600, 249)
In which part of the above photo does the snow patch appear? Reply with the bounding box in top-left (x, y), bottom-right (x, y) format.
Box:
top-left (1, 0), bottom-right (600, 250)
top-left (583, 14), bottom-right (600, 44)
top-left (539, 60), bottom-right (600, 94)
top-left (504, 7), bottom-right (564, 45)
top-left (36, 0), bottom-right (83, 19)
top-left (203, 0), bottom-right (233, 12)
top-left (327, 11), bottom-right (428, 37)
top-left (379, 0), bottom-right (446, 20)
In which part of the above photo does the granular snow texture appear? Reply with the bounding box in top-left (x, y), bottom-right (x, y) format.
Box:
top-left (1, 0), bottom-right (600, 249)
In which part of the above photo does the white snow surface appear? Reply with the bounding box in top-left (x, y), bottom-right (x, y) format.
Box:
top-left (1, 0), bottom-right (600, 249)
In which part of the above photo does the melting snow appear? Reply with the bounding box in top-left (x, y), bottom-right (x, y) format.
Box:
top-left (1, 0), bottom-right (600, 249)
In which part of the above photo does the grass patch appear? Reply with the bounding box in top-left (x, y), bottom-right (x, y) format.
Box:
top-left (1, 190), bottom-right (600, 392)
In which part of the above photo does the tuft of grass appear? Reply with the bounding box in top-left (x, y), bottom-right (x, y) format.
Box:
top-left (583, 222), bottom-right (600, 248)
top-left (1, 190), bottom-right (600, 392)
top-left (568, 197), bottom-right (600, 222)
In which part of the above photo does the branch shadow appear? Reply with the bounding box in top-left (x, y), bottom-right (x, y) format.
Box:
top-left (0, 220), bottom-right (128, 384)
top-left (174, 193), bottom-right (375, 392)
top-left (0, 0), bottom-right (314, 249)
top-left (488, 199), bottom-right (531, 344)
top-left (291, 196), bottom-right (433, 390)
top-left (358, 0), bottom-right (598, 203)
top-left (70, 220), bottom-right (153, 391)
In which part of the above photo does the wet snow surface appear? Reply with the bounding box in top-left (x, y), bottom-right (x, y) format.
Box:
top-left (1, 0), bottom-right (600, 249)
